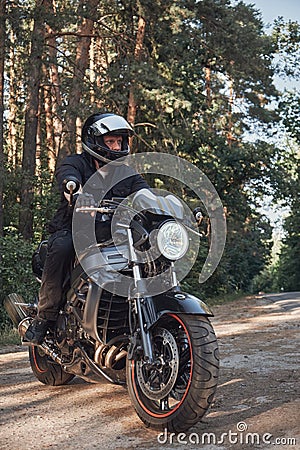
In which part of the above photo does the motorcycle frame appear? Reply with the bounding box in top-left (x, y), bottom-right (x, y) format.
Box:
top-left (68, 224), bottom-right (213, 366)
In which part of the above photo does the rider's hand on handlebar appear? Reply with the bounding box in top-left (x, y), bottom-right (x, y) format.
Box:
top-left (73, 193), bottom-right (97, 214)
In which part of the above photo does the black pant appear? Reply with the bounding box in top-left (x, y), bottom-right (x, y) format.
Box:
top-left (38, 230), bottom-right (74, 321)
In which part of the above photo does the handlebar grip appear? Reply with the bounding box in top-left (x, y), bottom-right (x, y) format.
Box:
top-left (193, 207), bottom-right (203, 222)
top-left (63, 177), bottom-right (80, 194)
top-left (195, 211), bottom-right (203, 221)
top-left (66, 180), bottom-right (77, 192)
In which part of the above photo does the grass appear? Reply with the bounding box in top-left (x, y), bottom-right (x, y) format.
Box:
top-left (205, 290), bottom-right (249, 306)
top-left (0, 326), bottom-right (21, 346)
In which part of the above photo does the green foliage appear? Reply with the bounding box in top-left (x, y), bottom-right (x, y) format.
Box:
top-left (0, 326), bottom-right (20, 345)
top-left (273, 18), bottom-right (300, 79)
top-left (279, 91), bottom-right (300, 144)
top-left (33, 165), bottom-right (60, 240)
top-left (272, 19), bottom-right (300, 292)
top-left (0, 230), bottom-right (39, 329)
top-left (275, 174), bottom-right (300, 291)
top-left (251, 263), bottom-right (279, 294)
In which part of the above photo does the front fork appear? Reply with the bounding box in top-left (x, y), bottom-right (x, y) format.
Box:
top-left (125, 227), bottom-right (153, 363)
top-left (135, 294), bottom-right (154, 363)
top-left (127, 228), bottom-right (180, 364)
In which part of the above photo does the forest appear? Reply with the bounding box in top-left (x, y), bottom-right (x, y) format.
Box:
top-left (0, 0), bottom-right (299, 329)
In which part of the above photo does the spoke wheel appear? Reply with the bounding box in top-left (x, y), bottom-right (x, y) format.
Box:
top-left (126, 314), bottom-right (219, 432)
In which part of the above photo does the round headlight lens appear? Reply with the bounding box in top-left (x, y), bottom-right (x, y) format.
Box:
top-left (157, 221), bottom-right (189, 260)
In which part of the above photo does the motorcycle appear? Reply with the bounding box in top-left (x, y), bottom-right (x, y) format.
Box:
top-left (4, 184), bottom-right (219, 432)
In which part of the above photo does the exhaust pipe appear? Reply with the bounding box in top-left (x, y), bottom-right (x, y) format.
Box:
top-left (4, 293), bottom-right (33, 336)
top-left (4, 294), bottom-right (63, 362)
top-left (17, 317), bottom-right (33, 338)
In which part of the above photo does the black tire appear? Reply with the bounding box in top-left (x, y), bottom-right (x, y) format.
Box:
top-left (126, 314), bottom-right (219, 432)
top-left (29, 345), bottom-right (75, 386)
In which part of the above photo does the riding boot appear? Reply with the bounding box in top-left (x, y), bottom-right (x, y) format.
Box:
top-left (24, 317), bottom-right (55, 345)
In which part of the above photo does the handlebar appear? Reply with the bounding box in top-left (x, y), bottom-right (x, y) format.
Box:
top-left (75, 206), bottom-right (204, 238)
top-left (75, 206), bottom-right (115, 214)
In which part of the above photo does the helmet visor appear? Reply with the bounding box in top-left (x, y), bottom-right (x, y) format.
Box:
top-left (91, 115), bottom-right (133, 136)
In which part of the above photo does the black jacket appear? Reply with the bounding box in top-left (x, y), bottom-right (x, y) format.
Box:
top-left (48, 152), bottom-right (149, 234)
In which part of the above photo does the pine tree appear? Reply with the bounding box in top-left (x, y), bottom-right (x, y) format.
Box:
top-left (0, 0), bottom-right (6, 238)
top-left (276, 165), bottom-right (300, 291)
top-left (19, 0), bottom-right (48, 240)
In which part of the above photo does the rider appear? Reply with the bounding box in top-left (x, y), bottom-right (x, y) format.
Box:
top-left (25, 113), bottom-right (149, 345)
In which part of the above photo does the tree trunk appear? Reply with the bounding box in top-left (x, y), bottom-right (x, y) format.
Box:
top-left (0, 0), bottom-right (6, 238)
top-left (204, 64), bottom-right (213, 133)
top-left (43, 67), bottom-right (56, 173)
top-left (58, 0), bottom-right (99, 164)
top-left (127, 15), bottom-right (146, 126)
top-left (226, 75), bottom-right (236, 146)
top-left (45, 2), bottom-right (63, 172)
top-left (19, 0), bottom-right (47, 240)
top-left (95, 36), bottom-right (108, 109)
top-left (205, 65), bottom-right (212, 108)
top-left (89, 37), bottom-right (96, 105)
top-left (8, 29), bottom-right (18, 167)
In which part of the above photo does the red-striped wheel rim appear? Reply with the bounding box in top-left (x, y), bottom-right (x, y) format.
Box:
top-left (131, 313), bottom-right (193, 418)
top-left (31, 346), bottom-right (48, 373)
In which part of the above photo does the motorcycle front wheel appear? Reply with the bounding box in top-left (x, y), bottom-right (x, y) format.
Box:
top-left (126, 314), bottom-right (219, 432)
top-left (29, 345), bottom-right (75, 386)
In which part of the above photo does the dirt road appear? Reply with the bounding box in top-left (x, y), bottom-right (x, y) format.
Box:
top-left (0, 293), bottom-right (299, 449)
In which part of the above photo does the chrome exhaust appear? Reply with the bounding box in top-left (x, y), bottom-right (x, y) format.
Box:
top-left (105, 344), bottom-right (127, 369)
top-left (18, 317), bottom-right (33, 338)
top-left (4, 293), bottom-right (34, 335)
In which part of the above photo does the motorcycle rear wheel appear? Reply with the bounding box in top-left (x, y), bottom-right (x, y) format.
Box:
top-left (126, 314), bottom-right (219, 432)
top-left (29, 345), bottom-right (75, 386)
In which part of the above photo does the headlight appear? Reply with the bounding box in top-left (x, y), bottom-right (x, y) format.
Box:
top-left (157, 221), bottom-right (189, 260)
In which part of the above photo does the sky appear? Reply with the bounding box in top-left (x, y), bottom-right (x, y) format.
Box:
top-left (244, 0), bottom-right (300, 24)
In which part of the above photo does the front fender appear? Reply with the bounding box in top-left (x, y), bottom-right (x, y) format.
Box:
top-left (141, 290), bottom-right (213, 330)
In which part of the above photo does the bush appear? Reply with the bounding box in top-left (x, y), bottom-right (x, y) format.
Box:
top-left (250, 263), bottom-right (279, 294)
top-left (0, 230), bottom-right (39, 329)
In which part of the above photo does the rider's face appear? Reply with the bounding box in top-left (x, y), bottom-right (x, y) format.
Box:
top-left (103, 135), bottom-right (123, 151)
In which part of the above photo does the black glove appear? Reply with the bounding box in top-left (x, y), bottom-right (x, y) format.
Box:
top-left (73, 192), bottom-right (97, 209)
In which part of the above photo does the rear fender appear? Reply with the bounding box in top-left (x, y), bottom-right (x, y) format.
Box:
top-left (141, 291), bottom-right (213, 330)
